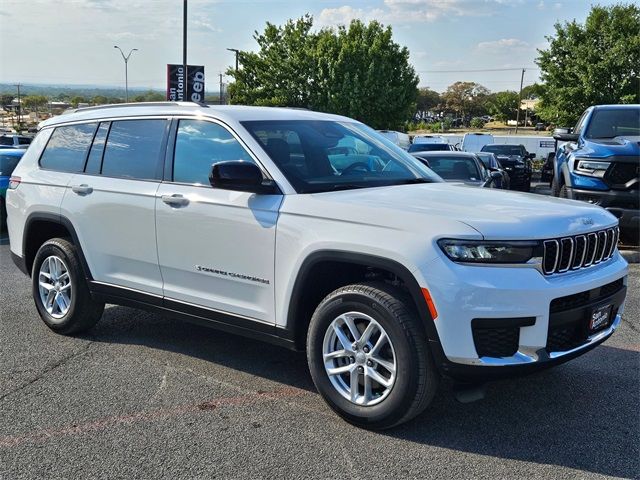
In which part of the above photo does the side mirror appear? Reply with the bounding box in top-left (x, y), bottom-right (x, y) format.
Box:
top-left (210, 161), bottom-right (279, 194)
top-left (553, 133), bottom-right (579, 142)
top-left (483, 170), bottom-right (503, 188)
top-left (528, 153), bottom-right (536, 159)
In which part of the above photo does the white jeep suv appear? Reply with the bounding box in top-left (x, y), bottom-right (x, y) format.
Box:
top-left (6, 103), bottom-right (628, 429)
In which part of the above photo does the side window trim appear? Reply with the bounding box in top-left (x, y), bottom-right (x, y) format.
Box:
top-left (165, 116), bottom-right (276, 187)
top-left (83, 121), bottom-right (108, 173)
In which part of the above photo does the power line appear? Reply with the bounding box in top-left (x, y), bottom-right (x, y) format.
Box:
top-left (417, 67), bottom-right (539, 73)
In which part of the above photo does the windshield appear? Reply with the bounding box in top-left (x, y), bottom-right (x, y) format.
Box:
top-left (481, 145), bottom-right (523, 156)
top-left (585, 108), bottom-right (640, 139)
top-left (242, 120), bottom-right (440, 193)
top-left (408, 143), bottom-right (451, 152)
top-left (418, 155), bottom-right (481, 181)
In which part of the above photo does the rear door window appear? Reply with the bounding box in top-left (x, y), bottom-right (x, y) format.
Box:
top-left (101, 119), bottom-right (167, 180)
top-left (84, 122), bottom-right (110, 175)
top-left (40, 123), bottom-right (97, 173)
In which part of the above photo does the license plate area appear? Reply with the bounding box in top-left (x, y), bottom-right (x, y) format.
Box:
top-left (589, 303), bottom-right (612, 332)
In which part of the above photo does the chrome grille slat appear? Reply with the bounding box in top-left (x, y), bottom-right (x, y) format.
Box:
top-left (572, 235), bottom-right (587, 270)
top-left (542, 227), bottom-right (618, 275)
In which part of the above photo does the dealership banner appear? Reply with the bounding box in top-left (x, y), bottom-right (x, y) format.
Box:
top-left (166, 64), bottom-right (205, 102)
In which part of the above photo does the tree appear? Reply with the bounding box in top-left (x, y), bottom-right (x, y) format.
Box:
top-left (1, 94), bottom-right (14, 107)
top-left (23, 95), bottom-right (49, 116)
top-left (227, 16), bottom-right (419, 129)
top-left (92, 95), bottom-right (109, 105)
top-left (487, 91), bottom-right (519, 123)
top-left (416, 88), bottom-right (441, 113)
top-left (70, 96), bottom-right (86, 107)
top-left (536, 3), bottom-right (640, 126)
top-left (441, 82), bottom-right (490, 122)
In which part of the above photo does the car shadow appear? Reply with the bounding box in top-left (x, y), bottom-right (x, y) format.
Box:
top-left (87, 305), bottom-right (639, 478)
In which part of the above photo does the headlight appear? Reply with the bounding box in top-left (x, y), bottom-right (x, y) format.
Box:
top-left (575, 159), bottom-right (610, 177)
top-left (438, 239), bottom-right (541, 264)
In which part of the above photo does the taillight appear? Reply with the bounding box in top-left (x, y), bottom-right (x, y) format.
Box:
top-left (8, 176), bottom-right (21, 189)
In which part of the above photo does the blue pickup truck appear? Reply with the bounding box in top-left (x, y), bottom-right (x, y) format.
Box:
top-left (552, 104), bottom-right (639, 242)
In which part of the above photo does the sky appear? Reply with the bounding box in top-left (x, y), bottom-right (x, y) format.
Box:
top-left (0, 0), bottom-right (621, 94)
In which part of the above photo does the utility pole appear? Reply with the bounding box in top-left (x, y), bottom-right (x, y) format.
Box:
top-left (515, 68), bottom-right (525, 134)
top-left (227, 48), bottom-right (240, 72)
top-left (183, 0), bottom-right (188, 101)
top-left (219, 73), bottom-right (224, 105)
top-left (114, 46), bottom-right (138, 102)
top-left (14, 83), bottom-right (22, 128)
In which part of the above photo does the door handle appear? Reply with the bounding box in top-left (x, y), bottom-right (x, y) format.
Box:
top-left (161, 194), bottom-right (189, 207)
top-left (71, 184), bottom-right (93, 195)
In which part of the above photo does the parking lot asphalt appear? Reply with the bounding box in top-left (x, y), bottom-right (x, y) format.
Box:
top-left (1, 243), bottom-right (638, 480)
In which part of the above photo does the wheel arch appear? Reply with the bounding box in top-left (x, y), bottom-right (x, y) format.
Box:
top-left (286, 250), bottom-right (441, 354)
top-left (23, 212), bottom-right (92, 280)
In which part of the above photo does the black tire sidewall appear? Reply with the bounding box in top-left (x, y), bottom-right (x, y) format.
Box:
top-left (307, 290), bottom-right (422, 428)
top-left (32, 240), bottom-right (82, 332)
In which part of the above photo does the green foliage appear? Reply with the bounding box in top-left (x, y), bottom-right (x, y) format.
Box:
top-left (470, 117), bottom-right (486, 129)
top-left (227, 15), bottom-right (419, 129)
top-left (441, 82), bottom-right (490, 120)
top-left (70, 96), bottom-right (86, 107)
top-left (487, 91), bottom-right (519, 123)
top-left (22, 95), bottom-right (48, 111)
top-left (132, 91), bottom-right (166, 102)
top-left (536, 3), bottom-right (640, 126)
top-left (416, 87), bottom-right (441, 112)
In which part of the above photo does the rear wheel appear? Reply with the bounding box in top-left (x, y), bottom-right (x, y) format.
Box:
top-left (559, 185), bottom-right (569, 198)
top-left (307, 283), bottom-right (438, 429)
top-left (32, 238), bottom-right (104, 335)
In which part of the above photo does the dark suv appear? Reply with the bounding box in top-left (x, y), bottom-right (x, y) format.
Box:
top-left (480, 144), bottom-right (534, 191)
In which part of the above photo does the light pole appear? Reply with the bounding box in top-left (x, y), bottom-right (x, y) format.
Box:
top-left (227, 48), bottom-right (240, 72)
top-left (114, 46), bottom-right (138, 102)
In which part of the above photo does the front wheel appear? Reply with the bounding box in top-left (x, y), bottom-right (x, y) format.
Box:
top-left (307, 283), bottom-right (439, 429)
top-left (32, 238), bottom-right (104, 335)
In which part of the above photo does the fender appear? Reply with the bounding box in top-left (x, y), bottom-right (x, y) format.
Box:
top-left (287, 250), bottom-right (447, 367)
top-left (22, 212), bottom-right (93, 280)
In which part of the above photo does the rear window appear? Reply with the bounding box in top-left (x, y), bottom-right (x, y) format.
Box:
top-left (420, 156), bottom-right (481, 181)
top-left (481, 145), bottom-right (524, 156)
top-left (101, 120), bottom-right (166, 180)
top-left (40, 123), bottom-right (97, 173)
top-left (408, 143), bottom-right (451, 152)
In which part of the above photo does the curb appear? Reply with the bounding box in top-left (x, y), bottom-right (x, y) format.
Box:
top-left (620, 249), bottom-right (639, 264)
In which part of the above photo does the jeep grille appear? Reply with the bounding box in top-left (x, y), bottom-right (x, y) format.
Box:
top-left (542, 227), bottom-right (618, 275)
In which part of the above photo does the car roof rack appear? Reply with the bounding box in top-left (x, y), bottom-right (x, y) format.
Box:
top-left (71, 101), bottom-right (208, 114)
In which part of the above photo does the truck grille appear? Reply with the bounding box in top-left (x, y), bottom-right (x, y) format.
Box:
top-left (604, 162), bottom-right (639, 189)
top-left (542, 227), bottom-right (618, 275)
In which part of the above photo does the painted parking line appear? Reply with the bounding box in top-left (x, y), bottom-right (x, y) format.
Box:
top-left (0, 386), bottom-right (307, 448)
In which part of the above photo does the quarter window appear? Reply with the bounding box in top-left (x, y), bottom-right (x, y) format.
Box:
top-left (40, 123), bottom-right (97, 173)
top-left (173, 119), bottom-right (253, 185)
top-left (101, 119), bottom-right (166, 180)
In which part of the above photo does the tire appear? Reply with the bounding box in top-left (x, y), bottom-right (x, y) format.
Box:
top-left (559, 185), bottom-right (569, 198)
top-left (307, 282), bottom-right (439, 430)
top-left (32, 238), bottom-right (104, 335)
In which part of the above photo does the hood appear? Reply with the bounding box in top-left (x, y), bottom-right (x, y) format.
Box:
top-left (281, 183), bottom-right (618, 240)
top-left (580, 136), bottom-right (640, 158)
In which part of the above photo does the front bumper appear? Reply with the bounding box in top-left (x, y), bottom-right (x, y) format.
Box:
top-left (566, 187), bottom-right (639, 232)
top-left (414, 252), bottom-right (628, 381)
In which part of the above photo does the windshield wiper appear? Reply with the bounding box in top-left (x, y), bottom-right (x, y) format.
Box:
top-left (305, 184), bottom-right (369, 193)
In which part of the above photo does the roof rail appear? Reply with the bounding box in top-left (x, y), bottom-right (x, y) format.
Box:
top-left (71, 101), bottom-right (207, 114)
